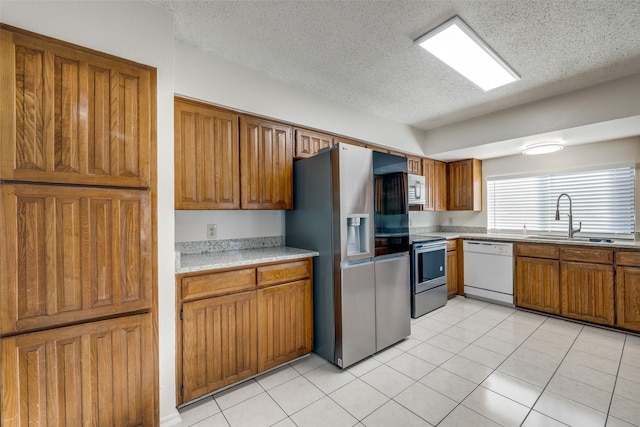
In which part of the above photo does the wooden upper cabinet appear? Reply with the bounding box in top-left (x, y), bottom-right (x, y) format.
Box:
top-left (422, 159), bottom-right (435, 211)
top-left (0, 26), bottom-right (153, 188)
top-left (407, 156), bottom-right (422, 175)
top-left (294, 128), bottom-right (333, 159)
top-left (174, 98), bottom-right (240, 209)
top-left (434, 160), bottom-right (447, 211)
top-left (447, 158), bottom-right (482, 211)
top-left (0, 183), bottom-right (152, 335)
top-left (240, 116), bottom-right (293, 209)
top-left (1, 314), bottom-right (155, 427)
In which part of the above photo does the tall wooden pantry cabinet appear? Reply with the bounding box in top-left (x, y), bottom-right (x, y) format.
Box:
top-left (0, 25), bottom-right (158, 426)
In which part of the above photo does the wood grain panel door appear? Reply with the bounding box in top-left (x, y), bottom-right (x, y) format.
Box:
top-left (447, 159), bottom-right (481, 211)
top-left (407, 156), bottom-right (422, 175)
top-left (515, 257), bottom-right (561, 314)
top-left (0, 27), bottom-right (153, 187)
top-left (240, 116), bottom-right (293, 209)
top-left (561, 261), bottom-right (614, 325)
top-left (181, 292), bottom-right (257, 402)
top-left (434, 160), bottom-right (447, 211)
top-left (294, 128), bottom-right (333, 159)
top-left (257, 280), bottom-right (313, 372)
top-left (1, 314), bottom-right (155, 427)
top-left (616, 266), bottom-right (640, 331)
top-left (0, 183), bottom-right (152, 334)
top-left (423, 159), bottom-right (435, 211)
top-left (446, 250), bottom-right (458, 297)
top-left (174, 98), bottom-right (240, 209)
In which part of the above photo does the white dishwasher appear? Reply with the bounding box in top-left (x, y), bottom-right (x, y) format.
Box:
top-left (463, 240), bottom-right (514, 305)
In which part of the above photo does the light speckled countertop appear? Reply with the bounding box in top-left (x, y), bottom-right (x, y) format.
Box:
top-left (176, 246), bottom-right (319, 274)
top-left (422, 232), bottom-right (640, 249)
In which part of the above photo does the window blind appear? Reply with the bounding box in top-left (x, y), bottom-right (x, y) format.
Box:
top-left (487, 166), bottom-right (636, 237)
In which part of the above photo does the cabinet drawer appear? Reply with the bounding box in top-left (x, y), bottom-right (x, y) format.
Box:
top-left (182, 268), bottom-right (256, 301)
top-left (516, 243), bottom-right (559, 259)
top-left (561, 247), bottom-right (613, 264)
top-left (617, 251), bottom-right (640, 267)
top-left (257, 259), bottom-right (312, 287)
top-left (447, 239), bottom-right (457, 251)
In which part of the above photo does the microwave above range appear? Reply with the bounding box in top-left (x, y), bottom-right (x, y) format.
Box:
top-left (408, 174), bottom-right (425, 206)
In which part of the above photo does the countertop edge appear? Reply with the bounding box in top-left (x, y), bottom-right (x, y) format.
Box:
top-left (176, 247), bottom-right (319, 275)
top-left (426, 232), bottom-right (639, 249)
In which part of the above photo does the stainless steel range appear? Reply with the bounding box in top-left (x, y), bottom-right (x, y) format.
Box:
top-left (410, 235), bottom-right (447, 318)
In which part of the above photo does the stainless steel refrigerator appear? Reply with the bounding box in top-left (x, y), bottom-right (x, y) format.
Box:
top-left (286, 143), bottom-right (410, 369)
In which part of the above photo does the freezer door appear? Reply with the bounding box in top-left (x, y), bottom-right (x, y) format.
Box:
top-left (375, 254), bottom-right (411, 351)
top-left (338, 260), bottom-right (376, 368)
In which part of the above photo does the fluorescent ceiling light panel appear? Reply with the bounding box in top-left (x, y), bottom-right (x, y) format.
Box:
top-left (415, 16), bottom-right (520, 91)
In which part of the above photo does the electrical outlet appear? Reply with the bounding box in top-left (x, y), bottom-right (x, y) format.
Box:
top-left (448, 217), bottom-right (453, 225)
top-left (206, 224), bottom-right (217, 240)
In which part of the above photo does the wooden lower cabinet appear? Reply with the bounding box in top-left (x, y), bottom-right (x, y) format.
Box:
top-left (561, 261), bottom-right (614, 326)
top-left (446, 244), bottom-right (458, 297)
top-left (1, 314), bottom-right (155, 427)
top-left (515, 256), bottom-right (560, 315)
top-left (616, 266), bottom-right (640, 331)
top-left (257, 280), bottom-right (313, 371)
top-left (181, 292), bottom-right (257, 402)
top-left (177, 258), bottom-right (313, 404)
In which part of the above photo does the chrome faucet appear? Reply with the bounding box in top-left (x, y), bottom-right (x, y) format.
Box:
top-left (555, 193), bottom-right (581, 238)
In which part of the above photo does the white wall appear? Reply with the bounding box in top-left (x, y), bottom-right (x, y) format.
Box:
top-left (433, 137), bottom-right (640, 228)
top-left (0, 2), bottom-right (180, 425)
top-left (175, 210), bottom-right (284, 242)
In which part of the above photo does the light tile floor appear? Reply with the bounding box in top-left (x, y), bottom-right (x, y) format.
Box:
top-left (176, 296), bottom-right (640, 427)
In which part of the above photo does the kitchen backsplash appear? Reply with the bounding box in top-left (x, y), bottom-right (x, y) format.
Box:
top-left (175, 236), bottom-right (283, 255)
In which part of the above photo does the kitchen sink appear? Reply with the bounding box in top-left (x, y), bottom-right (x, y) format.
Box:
top-left (524, 235), bottom-right (616, 243)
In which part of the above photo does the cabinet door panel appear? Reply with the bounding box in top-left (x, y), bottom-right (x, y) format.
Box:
top-left (1, 184), bottom-right (152, 334)
top-left (515, 257), bottom-right (560, 314)
top-left (561, 261), bottom-right (614, 325)
top-left (1, 314), bottom-right (154, 427)
top-left (1, 28), bottom-right (153, 187)
top-left (257, 280), bottom-right (312, 372)
top-left (240, 116), bottom-right (293, 209)
top-left (616, 266), bottom-right (640, 331)
top-left (447, 159), bottom-right (481, 211)
top-left (423, 159), bottom-right (435, 211)
top-left (446, 250), bottom-right (458, 297)
top-left (407, 156), bottom-right (422, 175)
top-left (174, 98), bottom-right (240, 209)
top-left (294, 128), bottom-right (332, 159)
top-left (182, 292), bottom-right (257, 402)
top-left (434, 160), bottom-right (447, 211)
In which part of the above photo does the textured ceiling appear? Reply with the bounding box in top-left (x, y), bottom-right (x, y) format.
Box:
top-left (149, 0), bottom-right (640, 131)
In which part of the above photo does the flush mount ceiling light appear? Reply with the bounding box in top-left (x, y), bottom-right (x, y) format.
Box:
top-left (522, 142), bottom-right (565, 155)
top-left (415, 16), bottom-right (520, 91)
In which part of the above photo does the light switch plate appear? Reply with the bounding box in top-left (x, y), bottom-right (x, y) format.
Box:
top-left (206, 224), bottom-right (217, 240)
